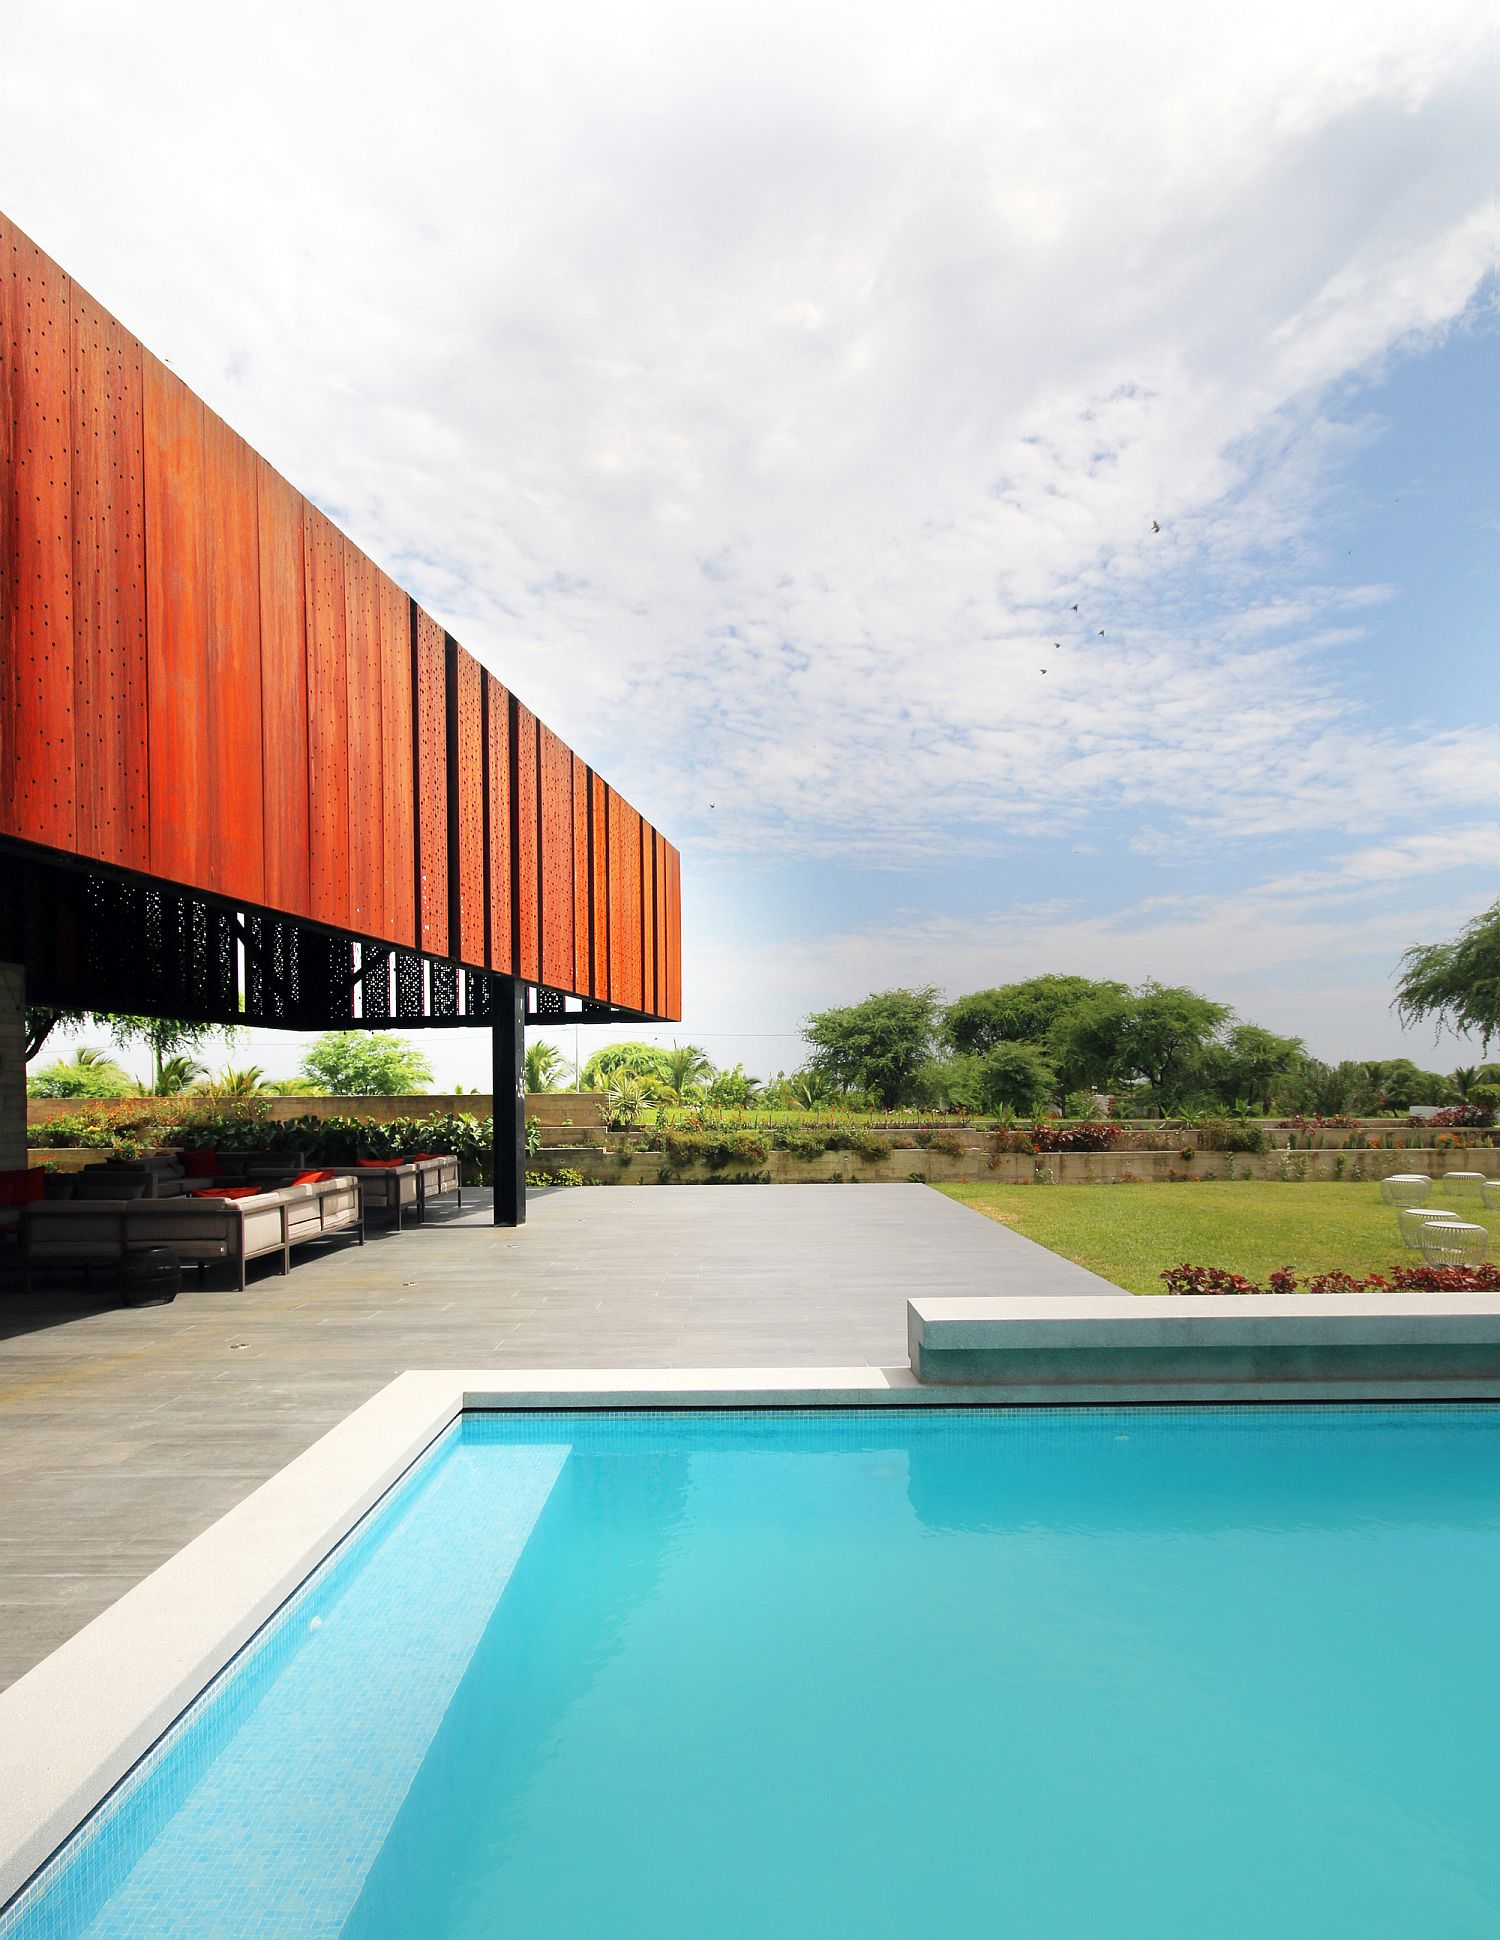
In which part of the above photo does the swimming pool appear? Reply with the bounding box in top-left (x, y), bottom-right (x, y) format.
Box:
top-left (6, 1404), bottom-right (1500, 1937)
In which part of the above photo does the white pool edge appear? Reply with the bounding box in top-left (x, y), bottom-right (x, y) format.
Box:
top-left (7, 1351), bottom-right (1500, 1909)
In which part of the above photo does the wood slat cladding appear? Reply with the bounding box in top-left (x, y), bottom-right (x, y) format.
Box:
top-left (538, 723), bottom-right (573, 991)
top-left (257, 466), bottom-right (311, 918)
top-left (513, 702), bottom-right (540, 983)
top-left (484, 673), bottom-right (512, 974)
top-left (454, 648), bottom-right (485, 966)
top-left (303, 504), bottom-right (349, 927)
top-left (69, 288), bottom-right (147, 871)
top-left (0, 211), bottom-right (681, 1017)
top-left (413, 606), bottom-right (448, 956)
top-left (377, 576), bottom-right (414, 949)
top-left (572, 755), bottom-right (591, 998)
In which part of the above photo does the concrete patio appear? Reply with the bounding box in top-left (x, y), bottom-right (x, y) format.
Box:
top-left (0, 1183), bottom-right (1123, 1690)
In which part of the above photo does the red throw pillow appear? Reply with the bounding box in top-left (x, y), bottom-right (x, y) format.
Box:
top-left (181, 1148), bottom-right (219, 1179)
top-left (356, 1157), bottom-right (403, 1168)
top-left (191, 1185), bottom-right (262, 1200)
top-left (410, 1152), bottom-right (444, 1162)
top-left (292, 1169), bottom-right (336, 1185)
top-left (0, 1168), bottom-right (45, 1207)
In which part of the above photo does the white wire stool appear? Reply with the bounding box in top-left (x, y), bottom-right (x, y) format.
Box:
top-left (1417, 1221), bottom-right (1489, 1267)
top-left (1379, 1175), bottom-right (1433, 1207)
top-left (1398, 1208), bottom-right (1463, 1251)
top-left (1483, 1181), bottom-right (1500, 1212)
top-left (1442, 1171), bottom-right (1487, 1201)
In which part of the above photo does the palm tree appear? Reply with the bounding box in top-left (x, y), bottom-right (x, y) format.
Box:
top-left (200, 1065), bottom-right (271, 1098)
top-left (136, 1053), bottom-right (207, 1097)
top-left (1451, 1066), bottom-right (1480, 1102)
top-left (524, 1041), bottom-right (566, 1093)
top-left (657, 1042), bottom-right (714, 1103)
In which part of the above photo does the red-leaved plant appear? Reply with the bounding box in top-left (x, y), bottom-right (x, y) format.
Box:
top-left (1162, 1262), bottom-right (1500, 1296)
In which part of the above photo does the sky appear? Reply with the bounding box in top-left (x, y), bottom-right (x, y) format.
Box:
top-left (4, 0), bottom-right (1497, 1089)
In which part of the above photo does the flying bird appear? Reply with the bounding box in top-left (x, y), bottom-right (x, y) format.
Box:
top-left (1053, 641), bottom-right (1061, 649)
top-left (1151, 520), bottom-right (1160, 534)
top-left (1070, 604), bottom-right (1078, 612)
top-left (1098, 629), bottom-right (1105, 637)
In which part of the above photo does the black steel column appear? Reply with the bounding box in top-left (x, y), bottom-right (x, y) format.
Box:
top-left (492, 975), bottom-right (526, 1226)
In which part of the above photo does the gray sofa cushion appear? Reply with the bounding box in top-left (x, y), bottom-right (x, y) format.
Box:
top-left (73, 1174), bottom-right (150, 1202)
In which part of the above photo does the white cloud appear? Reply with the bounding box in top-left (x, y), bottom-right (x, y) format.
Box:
top-left (4, 0), bottom-right (1495, 1078)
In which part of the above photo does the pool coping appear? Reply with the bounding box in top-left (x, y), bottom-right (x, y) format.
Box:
top-left (6, 1351), bottom-right (1500, 1909)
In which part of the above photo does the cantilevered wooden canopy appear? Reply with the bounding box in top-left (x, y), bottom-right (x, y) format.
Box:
top-left (0, 211), bottom-right (682, 1220)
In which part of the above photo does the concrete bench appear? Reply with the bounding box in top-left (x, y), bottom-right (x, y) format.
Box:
top-left (907, 1294), bottom-right (1500, 1402)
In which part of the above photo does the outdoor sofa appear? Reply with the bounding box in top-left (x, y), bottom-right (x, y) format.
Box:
top-left (20, 1173), bottom-right (363, 1293)
top-left (352, 1154), bottom-right (464, 1230)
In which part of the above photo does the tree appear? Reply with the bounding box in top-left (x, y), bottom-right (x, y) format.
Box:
top-left (198, 1066), bottom-right (274, 1098)
top-left (26, 1045), bottom-right (134, 1099)
top-left (803, 988), bottom-right (941, 1109)
top-left (1285, 1059), bottom-right (1378, 1117)
top-left (1050, 982), bottom-right (1229, 1110)
top-left (1205, 1024), bottom-right (1306, 1113)
top-left (658, 1043), bottom-right (715, 1102)
top-left (523, 1041), bottom-right (567, 1093)
top-left (143, 1053), bottom-right (208, 1097)
top-left (704, 1062), bottom-right (761, 1107)
top-left (943, 976), bottom-right (1126, 1056)
top-left (104, 1015), bottom-right (236, 1092)
top-left (1396, 903), bottom-right (1500, 1050)
top-left (579, 1042), bottom-right (674, 1091)
top-left (299, 1032), bottom-right (433, 1096)
top-left (968, 1042), bottom-right (1058, 1116)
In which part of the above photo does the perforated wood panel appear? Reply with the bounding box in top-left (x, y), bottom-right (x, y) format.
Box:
top-left (513, 701), bottom-right (539, 982)
top-left (257, 466), bottom-right (311, 918)
top-left (0, 217), bottom-right (76, 852)
top-left (454, 647), bottom-right (485, 965)
top-left (665, 842), bottom-right (682, 1018)
top-left (341, 541), bottom-right (384, 937)
top-left (572, 755), bottom-right (592, 998)
top-left (378, 579), bottom-right (415, 948)
top-left (202, 410), bottom-right (264, 904)
top-left (591, 770), bottom-right (610, 1000)
top-left (1, 212), bottom-right (680, 1015)
top-left (413, 606), bottom-right (448, 956)
top-left (69, 281), bottom-right (147, 871)
top-left (484, 674), bottom-right (512, 974)
top-left (303, 505), bottom-right (349, 926)
top-left (538, 723), bottom-right (573, 990)
top-left (143, 362), bottom-right (211, 887)
top-left (640, 813), bottom-right (656, 1015)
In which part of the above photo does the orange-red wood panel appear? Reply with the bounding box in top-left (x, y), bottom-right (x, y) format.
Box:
top-left (256, 466), bottom-right (312, 919)
top-left (538, 724), bottom-right (573, 990)
top-left (342, 541), bottom-right (384, 938)
top-left (303, 505), bottom-right (350, 928)
top-left (513, 702), bottom-right (539, 983)
top-left (455, 648), bottom-right (485, 966)
top-left (591, 771), bottom-right (610, 1000)
top-left (143, 362), bottom-right (212, 888)
top-left (484, 675), bottom-right (512, 974)
top-left (413, 607), bottom-right (448, 956)
top-left (2, 214), bottom-right (681, 1015)
top-left (572, 756), bottom-right (591, 998)
top-left (3, 218), bottom-right (77, 851)
top-left (378, 578), bottom-right (415, 949)
top-left (639, 814), bottom-right (655, 1016)
top-left (202, 410), bottom-right (265, 905)
top-left (69, 279), bottom-right (148, 872)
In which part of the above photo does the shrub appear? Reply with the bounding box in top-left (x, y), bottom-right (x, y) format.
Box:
top-left (776, 1128), bottom-right (832, 1161)
top-left (1028, 1123), bottom-right (1119, 1153)
top-left (1197, 1118), bottom-right (1270, 1153)
top-left (526, 1166), bottom-right (586, 1187)
top-left (1161, 1262), bottom-right (1500, 1295)
top-left (1414, 1105), bottom-right (1495, 1129)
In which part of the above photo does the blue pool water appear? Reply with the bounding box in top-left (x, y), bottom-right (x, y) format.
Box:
top-left (8, 1406), bottom-right (1500, 1937)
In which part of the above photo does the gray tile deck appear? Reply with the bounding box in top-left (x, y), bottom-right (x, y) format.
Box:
top-left (0, 1183), bottom-right (1123, 1689)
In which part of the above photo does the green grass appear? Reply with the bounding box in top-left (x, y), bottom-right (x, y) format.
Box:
top-left (934, 1180), bottom-right (1415, 1295)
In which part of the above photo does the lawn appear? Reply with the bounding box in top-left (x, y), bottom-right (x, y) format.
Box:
top-left (934, 1181), bottom-right (1416, 1295)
